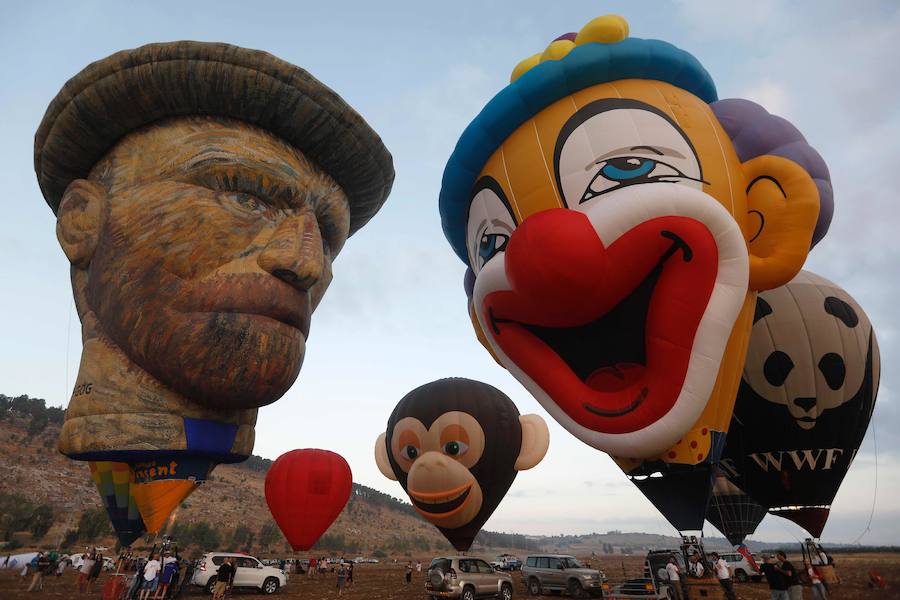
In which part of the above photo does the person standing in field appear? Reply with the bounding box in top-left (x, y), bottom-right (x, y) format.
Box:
top-left (212, 557), bottom-right (234, 600)
top-left (139, 553), bottom-right (161, 600)
top-left (776, 551), bottom-right (804, 600)
top-left (405, 562), bottom-right (413, 584)
top-left (347, 562), bottom-right (354, 587)
top-left (336, 563), bottom-right (347, 596)
top-left (78, 550), bottom-right (96, 594)
top-left (805, 561), bottom-right (828, 600)
top-left (710, 552), bottom-right (737, 600)
top-left (665, 555), bottom-right (683, 600)
top-left (26, 551), bottom-right (49, 592)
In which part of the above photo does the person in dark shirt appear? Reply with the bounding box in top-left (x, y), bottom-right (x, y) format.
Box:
top-left (776, 551), bottom-right (803, 600)
top-left (213, 558), bottom-right (234, 600)
top-left (760, 554), bottom-right (789, 600)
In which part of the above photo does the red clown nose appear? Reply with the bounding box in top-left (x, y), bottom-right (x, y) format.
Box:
top-left (264, 449), bottom-right (352, 551)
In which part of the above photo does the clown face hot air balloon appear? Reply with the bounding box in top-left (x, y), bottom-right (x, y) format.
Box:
top-left (375, 378), bottom-right (549, 551)
top-left (265, 449), bottom-right (352, 551)
top-left (719, 271), bottom-right (879, 538)
top-left (439, 15), bottom-right (832, 532)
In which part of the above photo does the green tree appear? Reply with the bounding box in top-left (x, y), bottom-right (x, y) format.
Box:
top-left (258, 523), bottom-right (281, 550)
top-left (0, 493), bottom-right (36, 541)
top-left (28, 505), bottom-right (54, 539)
top-left (77, 508), bottom-right (111, 542)
top-left (231, 524), bottom-right (252, 548)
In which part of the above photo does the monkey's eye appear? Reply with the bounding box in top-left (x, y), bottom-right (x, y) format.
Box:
top-left (400, 445), bottom-right (419, 460)
top-left (443, 441), bottom-right (469, 457)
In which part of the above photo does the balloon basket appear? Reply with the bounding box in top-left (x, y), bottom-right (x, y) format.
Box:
top-left (683, 579), bottom-right (725, 599)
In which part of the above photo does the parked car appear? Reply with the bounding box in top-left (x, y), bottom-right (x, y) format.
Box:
top-left (491, 555), bottom-right (523, 571)
top-left (426, 556), bottom-right (513, 600)
top-left (190, 552), bottom-right (287, 595)
top-left (522, 554), bottom-right (605, 598)
top-left (717, 551), bottom-right (761, 582)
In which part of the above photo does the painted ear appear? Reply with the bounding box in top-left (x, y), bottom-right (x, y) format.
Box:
top-left (56, 179), bottom-right (106, 269)
top-left (742, 156), bottom-right (819, 291)
top-left (374, 433), bottom-right (397, 481)
top-left (515, 414), bottom-right (550, 471)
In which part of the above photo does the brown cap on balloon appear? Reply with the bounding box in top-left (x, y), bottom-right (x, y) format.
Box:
top-left (34, 41), bottom-right (394, 236)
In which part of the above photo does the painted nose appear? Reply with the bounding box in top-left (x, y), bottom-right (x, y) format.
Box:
top-left (794, 397), bottom-right (817, 412)
top-left (503, 208), bottom-right (608, 324)
top-left (257, 210), bottom-right (324, 291)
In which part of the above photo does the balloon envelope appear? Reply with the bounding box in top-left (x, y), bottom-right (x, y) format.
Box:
top-left (720, 271), bottom-right (879, 537)
top-left (88, 461), bottom-right (146, 547)
top-left (265, 449), bottom-right (352, 551)
top-left (705, 469), bottom-right (766, 546)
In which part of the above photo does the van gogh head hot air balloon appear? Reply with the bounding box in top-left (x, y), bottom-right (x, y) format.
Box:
top-left (440, 15), bottom-right (834, 531)
top-left (36, 41), bottom-right (393, 534)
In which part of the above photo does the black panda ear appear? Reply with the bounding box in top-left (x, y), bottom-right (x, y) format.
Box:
top-left (754, 296), bottom-right (773, 324)
top-left (824, 297), bottom-right (859, 327)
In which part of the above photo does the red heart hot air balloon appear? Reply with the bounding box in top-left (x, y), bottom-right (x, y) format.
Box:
top-left (265, 449), bottom-right (352, 551)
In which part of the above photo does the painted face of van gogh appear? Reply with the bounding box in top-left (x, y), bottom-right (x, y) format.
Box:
top-left (58, 117), bottom-right (350, 410)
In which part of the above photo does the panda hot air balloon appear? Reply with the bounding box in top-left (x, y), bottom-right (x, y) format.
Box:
top-left (720, 270), bottom-right (879, 538)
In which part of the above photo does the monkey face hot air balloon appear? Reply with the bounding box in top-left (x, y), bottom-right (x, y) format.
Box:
top-left (375, 378), bottom-right (549, 551)
top-left (265, 449), bottom-right (352, 551)
top-left (720, 271), bottom-right (879, 538)
top-left (439, 14), bottom-right (833, 531)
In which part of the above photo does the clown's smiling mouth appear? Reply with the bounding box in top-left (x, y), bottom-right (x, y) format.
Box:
top-left (409, 484), bottom-right (472, 515)
top-left (489, 230), bottom-right (692, 418)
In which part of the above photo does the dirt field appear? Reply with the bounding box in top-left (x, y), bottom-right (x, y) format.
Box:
top-left (1, 554), bottom-right (898, 599)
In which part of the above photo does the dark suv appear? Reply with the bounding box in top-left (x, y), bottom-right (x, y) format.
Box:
top-left (522, 554), bottom-right (605, 597)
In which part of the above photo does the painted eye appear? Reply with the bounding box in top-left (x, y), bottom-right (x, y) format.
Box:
top-left (400, 445), bottom-right (419, 460)
top-left (764, 351), bottom-right (794, 387)
top-left (478, 233), bottom-right (509, 267)
top-left (580, 156), bottom-right (684, 203)
top-left (600, 157), bottom-right (657, 181)
top-left (443, 441), bottom-right (469, 456)
top-left (818, 353), bottom-right (846, 390)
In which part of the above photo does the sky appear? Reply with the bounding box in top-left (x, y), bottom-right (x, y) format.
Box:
top-left (1, 1), bottom-right (898, 546)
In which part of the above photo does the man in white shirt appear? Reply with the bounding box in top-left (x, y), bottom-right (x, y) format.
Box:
top-left (139, 553), bottom-right (161, 600)
top-left (710, 553), bottom-right (737, 600)
top-left (665, 556), bottom-right (684, 600)
top-left (688, 553), bottom-right (705, 578)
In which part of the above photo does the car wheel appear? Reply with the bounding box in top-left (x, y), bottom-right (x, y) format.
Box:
top-left (204, 576), bottom-right (217, 595)
top-left (500, 582), bottom-right (513, 600)
top-left (567, 579), bottom-right (586, 598)
top-left (462, 586), bottom-right (476, 600)
top-left (529, 578), bottom-right (542, 596)
top-left (261, 577), bottom-right (279, 594)
top-left (733, 569), bottom-right (748, 583)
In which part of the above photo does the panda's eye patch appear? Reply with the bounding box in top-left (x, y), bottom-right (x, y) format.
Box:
top-left (818, 352), bottom-right (846, 390)
top-left (824, 296), bottom-right (859, 327)
top-left (753, 297), bottom-right (773, 324)
top-left (764, 351), bottom-right (794, 386)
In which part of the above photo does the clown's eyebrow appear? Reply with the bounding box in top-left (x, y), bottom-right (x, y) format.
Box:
top-left (587, 145), bottom-right (687, 169)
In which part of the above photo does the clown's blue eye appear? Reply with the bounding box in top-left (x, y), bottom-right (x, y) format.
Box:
top-left (478, 233), bottom-right (509, 266)
top-left (600, 157), bottom-right (657, 181)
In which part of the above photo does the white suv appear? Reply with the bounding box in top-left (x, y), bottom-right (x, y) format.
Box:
top-left (191, 552), bottom-right (287, 595)
top-left (718, 552), bottom-right (761, 582)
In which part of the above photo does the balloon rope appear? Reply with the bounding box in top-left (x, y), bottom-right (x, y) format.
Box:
top-left (850, 420), bottom-right (878, 545)
top-left (64, 297), bottom-right (73, 403)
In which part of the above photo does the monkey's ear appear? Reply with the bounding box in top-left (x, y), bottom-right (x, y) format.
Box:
top-left (515, 414), bottom-right (550, 471)
top-left (374, 433), bottom-right (397, 480)
top-left (56, 179), bottom-right (106, 269)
